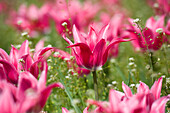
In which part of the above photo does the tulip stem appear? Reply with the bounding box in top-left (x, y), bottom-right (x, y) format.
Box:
top-left (92, 70), bottom-right (99, 100)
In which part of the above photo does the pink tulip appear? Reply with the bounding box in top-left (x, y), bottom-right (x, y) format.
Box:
top-left (88, 77), bottom-right (169, 113)
top-left (0, 62), bottom-right (63, 113)
top-left (146, 0), bottom-right (170, 15)
top-left (50, 0), bottom-right (100, 35)
top-left (63, 24), bottom-right (131, 70)
top-left (8, 4), bottom-right (51, 37)
top-left (128, 16), bottom-right (168, 51)
top-left (0, 40), bottom-right (53, 84)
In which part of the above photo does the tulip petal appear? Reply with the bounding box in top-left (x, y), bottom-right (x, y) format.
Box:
top-left (83, 107), bottom-right (89, 113)
top-left (150, 95), bottom-right (170, 113)
top-left (9, 45), bottom-right (19, 70)
top-left (21, 54), bottom-right (33, 71)
top-left (122, 82), bottom-right (133, 97)
top-left (39, 83), bottom-right (64, 108)
top-left (92, 39), bottom-right (106, 69)
top-left (35, 39), bottom-right (44, 53)
top-left (0, 48), bottom-right (9, 60)
top-left (38, 61), bottom-right (48, 92)
top-left (33, 47), bottom-right (53, 61)
top-left (62, 107), bottom-right (69, 113)
top-left (0, 60), bottom-right (19, 84)
top-left (19, 40), bottom-right (30, 57)
top-left (67, 43), bottom-right (93, 69)
top-left (151, 77), bottom-right (163, 100)
top-left (137, 81), bottom-right (150, 94)
top-left (0, 88), bottom-right (17, 113)
top-left (73, 25), bottom-right (86, 43)
top-left (103, 39), bottom-right (133, 65)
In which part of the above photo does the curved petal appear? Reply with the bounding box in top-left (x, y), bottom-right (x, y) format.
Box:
top-left (9, 45), bottom-right (19, 70)
top-left (21, 54), bottom-right (33, 71)
top-left (38, 61), bottom-right (48, 92)
top-left (137, 81), bottom-right (150, 94)
top-left (0, 60), bottom-right (19, 84)
top-left (62, 107), bottom-right (69, 113)
top-left (92, 39), bottom-right (106, 69)
top-left (67, 43), bottom-right (93, 69)
top-left (35, 39), bottom-right (44, 53)
top-left (33, 47), bottom-right (53, 61)
top-left (83, 107), bottom-right (89, 113)
top-left (122, 82), bottom-right (133, 97)
top-left (73, 24), bottom-right (86, 43)
top-left (19, 40), bottom-right (30, 57)
top-left (150, 95), bottom-right (170, 113)
top-left (0, 48), bottom-right (9, 60)
top-left (151, 77), bottom-right (163, 100)
top-left (99, 24), bottom-right (110, 40)
top-left (39, 83), bottom-right (64, 108)
top-left (102, 39), bottom-right (133, 65)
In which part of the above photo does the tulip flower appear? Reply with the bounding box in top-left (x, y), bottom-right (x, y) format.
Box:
top-left (8, 4), bottom-right (51, 37)
top-left (63, 24), bottom-right (131, 71)
top-left (0, 62), bottom-right (63, 113)
top-left (0, 40), bottom-right (53, 84)
top-left (146, 0), bottom-right (170, 15)
top-left (50, 0), bottom-right (100, 35)
top-left (128, 16), bottom-right (168, 52)
top-left (87, 77), bottom-right (169, 113)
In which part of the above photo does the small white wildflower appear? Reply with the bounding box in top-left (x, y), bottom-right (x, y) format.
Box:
top-left (156, 28), bottom-right (163, 34)
top-left (97, 66), bottom-right (103, 71)
top-left (131, 69), bottom-right (136, 72)
top-left (136, 84), bottom-right (140, 88)
top-left (133, 18), bottom-right (140, 23)
top-left (128, 62), bottom-right (134, 66)
top-left (69, 109), bottom-right (75, 113)
top-left (30, 49), bottom-right (35, 52)
top-left (153, 3), bottom-right (159, 8)
top-left (162, 75), bottom-right (166, 78)
top-left (54, 52), bottom-right (60, 56)
top-left (110, 58), bottom-right (116, 63)
top-left (65, 76), bottom-right (70, 79)
top-left (48, 66), bottom-right (51, 70)
top-left (47, 59), bottom-right (52, 62)
top-left (70, 56), bottom-right (74, 60)
top-left (72, 99), bottom-right (80, 105)
top-left (112, 81), bottom-right (117, 85)
top-left (157, 58), bottom-right (160, 61)
top-left (130, 84), bottom-right (135, 87)
top-left (166, 78), bottom-right (170, 84)
top-left (21, 32), bottom-right (29, 37)
top-left (47, 44), bottom-right (52, 47)
top-left (107, 84), bottom-right (112, 87)
top-left (64, 58), bottom-right (69, 61)
top-left (14, 44), bottom-right (21, 49)
top-left (62, 22), bottom-right (67, 26)
top-left (129, 57), bottom-right (135, 62)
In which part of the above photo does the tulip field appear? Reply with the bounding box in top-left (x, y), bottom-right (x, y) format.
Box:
top-left (0, 0), bottom-right (170, 113)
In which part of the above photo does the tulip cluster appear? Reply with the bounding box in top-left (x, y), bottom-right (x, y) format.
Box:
top-left (0, 0), bottom-right (170, 112)
top-left (0, 40), bottom-right (64, 112)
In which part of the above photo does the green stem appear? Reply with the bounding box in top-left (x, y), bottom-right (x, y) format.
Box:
top-left (163, 44), bottom-right (169, 76)
top-left (92, 70), bottom-right (99, 100)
